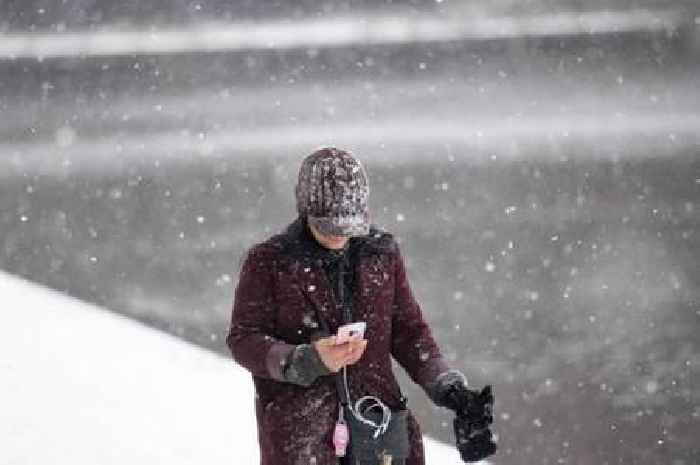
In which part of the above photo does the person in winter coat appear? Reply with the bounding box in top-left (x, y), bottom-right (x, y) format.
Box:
top-left (227, 147), bottom-right (495, 465)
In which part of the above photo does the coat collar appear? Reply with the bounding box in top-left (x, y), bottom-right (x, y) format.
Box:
top-left (274, 215), bottom-right (395, 330)
top-left (278, 215), bottom-right (394, 262)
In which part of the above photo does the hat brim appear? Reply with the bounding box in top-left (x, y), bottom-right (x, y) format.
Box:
top-left (308, 214), bottom-right (370, 237)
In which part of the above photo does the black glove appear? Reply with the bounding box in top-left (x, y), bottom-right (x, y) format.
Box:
top-left (452, 385), bottom-right (496, 462)
top-left (454, 408), bottom-right (497, 463)
top-left (430, 371), bottom-right (493, 424)
top-left (430, 372), bottom-right (496, 463)
top-left (443, 383), bottom-right (494, 426)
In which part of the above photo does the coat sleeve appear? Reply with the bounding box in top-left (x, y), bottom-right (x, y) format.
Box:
top-left (390, 240), bottom-right (451, 393)
top-left (226, 244), bottom-right (296, 382)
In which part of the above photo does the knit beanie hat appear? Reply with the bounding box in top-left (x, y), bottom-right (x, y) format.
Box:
top-left (295, 147), bottom-right (370, 237)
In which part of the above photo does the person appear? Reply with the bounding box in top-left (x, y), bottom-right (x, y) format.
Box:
top-left (227, 147), bottom-right (495, 465)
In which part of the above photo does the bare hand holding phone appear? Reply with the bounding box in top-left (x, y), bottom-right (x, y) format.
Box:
top-left (313, 322), bottom-right (368, 372)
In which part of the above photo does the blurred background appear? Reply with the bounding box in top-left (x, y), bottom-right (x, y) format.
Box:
top-left (1, 1), bottom-right (699, 464)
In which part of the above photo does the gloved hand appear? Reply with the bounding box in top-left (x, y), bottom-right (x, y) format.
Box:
top-left (454, 409), bottom-right (497, 463)
top-left (443, 383), bottom-right (494, 426)
top-left (430, 371), bottom-right (493, 422)
top-left (428, 371), bottom-right (496, 463)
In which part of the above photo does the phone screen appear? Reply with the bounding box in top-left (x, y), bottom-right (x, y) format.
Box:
top-left (336, 321), bottom-right (366, 342)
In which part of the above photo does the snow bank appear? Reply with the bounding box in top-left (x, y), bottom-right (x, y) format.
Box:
top-left (0, 271), bottom-right (465, 464)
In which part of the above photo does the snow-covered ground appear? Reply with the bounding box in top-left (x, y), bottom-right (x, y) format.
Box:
top-left (0, 270), bottom-right (466, 464)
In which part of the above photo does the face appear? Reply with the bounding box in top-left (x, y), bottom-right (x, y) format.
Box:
top-left (308, 221), bottom-right (350, 250)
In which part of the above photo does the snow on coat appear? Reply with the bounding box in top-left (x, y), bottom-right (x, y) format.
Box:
top-left (227, 216), bottom-right (450, 465)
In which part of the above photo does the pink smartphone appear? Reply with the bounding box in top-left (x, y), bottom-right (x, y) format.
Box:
top-left (336, 321), bottom-right (366, 343)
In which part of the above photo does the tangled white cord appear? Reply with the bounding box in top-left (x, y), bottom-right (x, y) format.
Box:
top-left (343, 367), bottom-right (392, 439)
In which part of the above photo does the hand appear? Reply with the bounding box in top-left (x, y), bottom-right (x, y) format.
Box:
top-left (442, 383), bottom-right (494, 428)
top-left (450, 385), bottom-right (496, 462)
top-left (313, 334), bottom-right (368, 372)
top-left (451, 385), bottom-right (496, 462)
top-left (454, 415), bottom-right (497, 463)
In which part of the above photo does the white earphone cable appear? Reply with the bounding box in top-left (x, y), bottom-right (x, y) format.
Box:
top-left (343, 366), bottom-right (392, 438)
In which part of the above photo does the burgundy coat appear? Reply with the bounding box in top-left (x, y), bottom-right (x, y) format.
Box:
top-left (227, 217), bottom-right (450, 465)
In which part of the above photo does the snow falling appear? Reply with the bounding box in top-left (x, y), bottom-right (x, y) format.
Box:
top-left (1, 1), bottom-right (699, 464)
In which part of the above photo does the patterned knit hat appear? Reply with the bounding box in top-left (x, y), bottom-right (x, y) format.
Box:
top-left (295, 147), bottom-right (370, 237)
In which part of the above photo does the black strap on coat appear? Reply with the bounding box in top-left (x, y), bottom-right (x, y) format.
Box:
top-left (298, 240), bottom-right (356, 407)
top-left (322, 248), bottom-right (354, 407)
